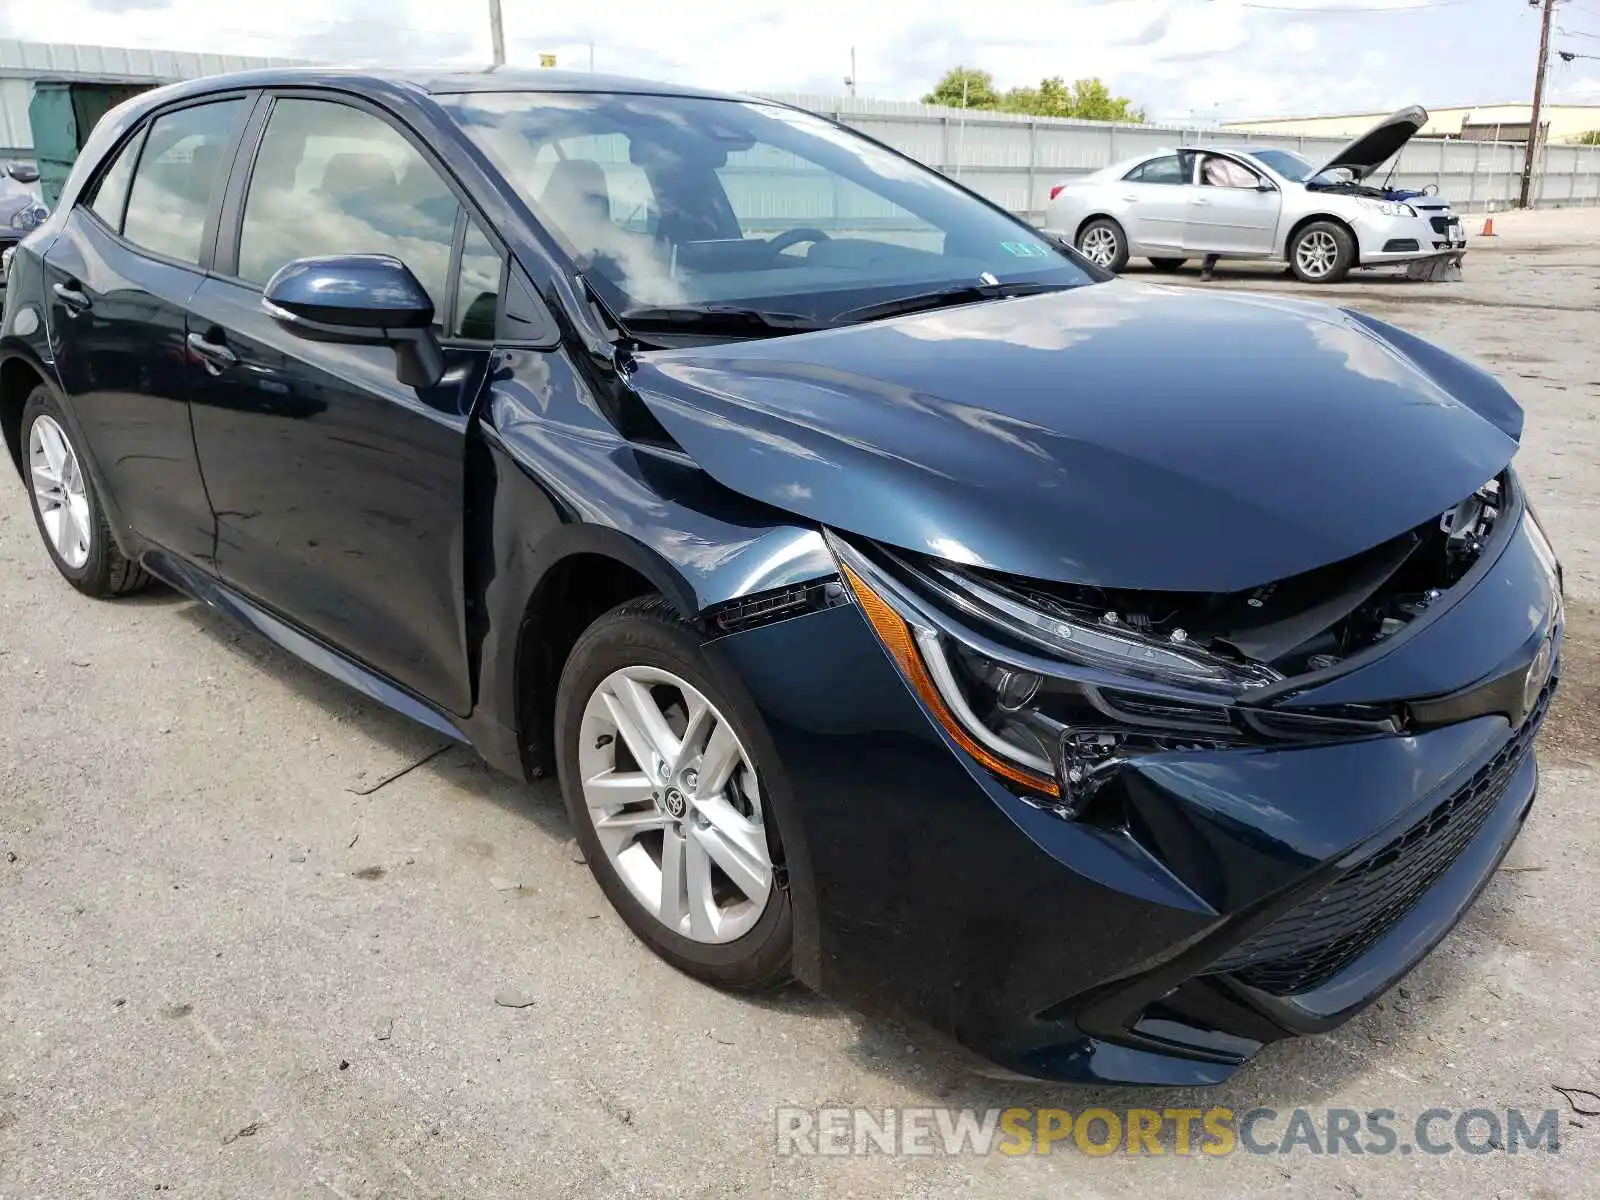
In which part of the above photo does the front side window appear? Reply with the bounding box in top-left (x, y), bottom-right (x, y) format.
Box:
top-left (1201, 156), bottom-right (1262, 189)
top-left (440, 91), bottom-right (1092, 322)
top-left (237, 98), bottom-right (458, 321)
top-left (121, 100), bottom-right (243, 264)
top-left (1124, 155), bottom-right (1186, 185)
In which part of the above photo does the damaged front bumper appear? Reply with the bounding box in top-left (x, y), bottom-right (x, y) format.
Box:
top-left (707, 494), bottom-right (1561, 1084)
top-left (1356, 209), bottom-right (1468, 278)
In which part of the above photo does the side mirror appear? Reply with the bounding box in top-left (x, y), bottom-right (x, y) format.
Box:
top-left (1255, 181), bottom-right (1276, 192)
top-left (262, 254), bottom-right (444, 388)
top-left (6, 162), bottom-right (39, 184)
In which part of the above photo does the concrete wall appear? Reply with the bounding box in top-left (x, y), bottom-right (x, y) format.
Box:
top-left (2, 38), bottom-right (1596, 222)
top-left (1221, 104), bottom-right (1600, 145)
top-left (760, 94), bottom-right (1600, 222)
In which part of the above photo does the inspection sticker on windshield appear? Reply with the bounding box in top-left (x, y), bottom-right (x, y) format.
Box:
top-left (1000, 241), bottom-right (1049, 257)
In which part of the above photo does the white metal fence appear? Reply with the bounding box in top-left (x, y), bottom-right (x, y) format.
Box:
top-left (760, 94), bottom-right (1600, 225)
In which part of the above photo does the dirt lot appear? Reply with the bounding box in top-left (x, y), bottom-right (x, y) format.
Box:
top-left (3, 209), bottom-right (1599, 1199)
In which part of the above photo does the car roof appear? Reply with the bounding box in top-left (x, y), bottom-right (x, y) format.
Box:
top-left (143, 65), bottom-right (747, 102)
top-left (1177, 146), bottom-right (1299, 158)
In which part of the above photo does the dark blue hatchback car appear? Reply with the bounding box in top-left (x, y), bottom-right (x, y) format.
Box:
top-left (0, 67), bottom-right (1563, 1084)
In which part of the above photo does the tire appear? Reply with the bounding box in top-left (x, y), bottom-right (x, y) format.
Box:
top-left (20, 386), bottom-right (151, 598)
top-left (1076, 218), bottom-right (1129, 272)
top-left (1289, 221), bottom-right (1355, 284)
top-left (1148, 257), bottom-right (1187, 272)
top-left (556, 597), bottom-right (793, 991)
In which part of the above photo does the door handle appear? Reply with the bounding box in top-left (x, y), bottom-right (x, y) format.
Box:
top-left (186, 331), bottom-right (238, 375)
top-left (52, 281), bottom-right (90, 313)
top-left (1120, 194), bottom-right (1139, 202)
top-left (1192, 198), bottom-right (1212, 206)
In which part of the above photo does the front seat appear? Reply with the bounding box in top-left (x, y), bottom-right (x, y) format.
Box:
top-left (541, 159), bottom-right (612, 229)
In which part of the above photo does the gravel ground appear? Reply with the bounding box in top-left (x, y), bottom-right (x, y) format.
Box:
top-left (3, 209), bottom-right (1599, 1199)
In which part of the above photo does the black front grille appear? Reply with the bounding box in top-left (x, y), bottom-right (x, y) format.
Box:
top-left (1429, 215), bottom-right (1451, 234)
top-left (1213, 677), bottom-right (1555, 995)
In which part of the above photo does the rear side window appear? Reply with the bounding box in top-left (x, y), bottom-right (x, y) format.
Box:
top-left (1124, 155), bottom-right (1186, 185)
top-left (121, 100), bottom-right (243, 264)
top-left (236, 98), bottom-right (458, 323)
top-left (87, 132), bottom-right (142, 230)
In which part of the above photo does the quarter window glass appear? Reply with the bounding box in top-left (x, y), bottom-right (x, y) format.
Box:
top-left (121, 100), bottom-right (243, 263)
top-left (453, 219), bottom-right (503, 340)
top-left (237, 99), bottom-right (458, 322)
top-left (88, 132), bottom-right (142, 231)
top-left (1125, 155), bottom-right (1185, 185)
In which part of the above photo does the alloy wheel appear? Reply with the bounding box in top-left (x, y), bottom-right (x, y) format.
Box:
top-left (28, 415), bottom-right (91, 570)
top-left (577, 665), bottom-right (773, 944)
top-left (1295, 230), bottom-right (1339, 280)
top-left (1080, 226), bottom-right (1119, 267)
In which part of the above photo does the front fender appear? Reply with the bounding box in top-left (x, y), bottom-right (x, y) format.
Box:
top-left (467, 346), bottom-right (837, 766)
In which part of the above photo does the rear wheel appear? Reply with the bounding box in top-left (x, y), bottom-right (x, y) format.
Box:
top-left (1289, 221), bottom-right (1355, 283)
top-left (21, 387), bottom-right (150, 598)
top-left (1076, 218), bottom-right (1129, 272)
top-left (1148, 257), bottom-right (1186, 272)
top-left (556, 598), bottom-right (793, 991)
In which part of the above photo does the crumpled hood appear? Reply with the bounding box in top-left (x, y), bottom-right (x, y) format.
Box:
top-left (627, 281), bottom-right (1521, 592)
top-left (1313, 105), bottom-right (1428, 180)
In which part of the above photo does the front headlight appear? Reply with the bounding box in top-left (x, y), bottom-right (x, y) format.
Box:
top-left (828, 534), bottom-right (1393, 817)
top-left (1356, 197), bottom-right (1416, 218)
top-left (8, 203), bottom-right (47, 231)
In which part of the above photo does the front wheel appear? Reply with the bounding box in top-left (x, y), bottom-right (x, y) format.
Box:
top-left (1289, 222), bottom-right (1355, 283)
top-left (1076, 218), bottom-right (1129, 272)
top-left (556, 598), bottom-right (793, 991)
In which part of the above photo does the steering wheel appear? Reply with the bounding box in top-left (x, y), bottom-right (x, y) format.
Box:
top-left (767, 227), bottom-right (832, 254)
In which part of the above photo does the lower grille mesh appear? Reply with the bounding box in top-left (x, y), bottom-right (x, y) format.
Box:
top-left (1213, 678), bottom-right (1554, 995)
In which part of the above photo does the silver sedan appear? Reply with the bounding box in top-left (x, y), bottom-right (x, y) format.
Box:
top-left (1044, 107), bottom-right (1467, 283)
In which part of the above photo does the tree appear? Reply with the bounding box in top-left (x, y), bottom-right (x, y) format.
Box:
top-left (924, 68), bottom-right (1145, 123)
top-left (922, 67), bottom-right (1001, 110)
top-left (1063, 77), bottom-right (1145, 123)
top-left (1578, 130), bottom-right (1600, 146)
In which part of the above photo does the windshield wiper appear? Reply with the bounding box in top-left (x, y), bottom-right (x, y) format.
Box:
top-left (831, 280), bottom-right (1076, 327)
top-left (619, 304), bottom-right (826, 339)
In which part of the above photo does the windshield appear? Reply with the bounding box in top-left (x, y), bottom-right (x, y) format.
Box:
top-left (440, 92), bottom-right (1093, 323)
top-left (1243, 149), bottom-right (1316, 182)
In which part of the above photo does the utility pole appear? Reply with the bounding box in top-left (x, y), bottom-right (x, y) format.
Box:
top-left (847, 47), bottom-right (857, 97)
top-left (489, 0), bottom-right (506, 67)
top-left (1520, 0), bottom-right (1555, 208)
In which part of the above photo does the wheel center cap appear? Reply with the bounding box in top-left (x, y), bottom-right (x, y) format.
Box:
top-left (663, 787), bottom-right (687, 820)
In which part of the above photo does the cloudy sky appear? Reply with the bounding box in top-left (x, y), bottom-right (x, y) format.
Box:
top-left (3, 0), bottom-right (1598, 122)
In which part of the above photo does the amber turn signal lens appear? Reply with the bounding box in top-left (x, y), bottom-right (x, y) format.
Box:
top-left (839, 562), bottom-right (1061, 798)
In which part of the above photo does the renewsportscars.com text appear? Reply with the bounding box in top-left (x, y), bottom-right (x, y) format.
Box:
top-left (775, 1106), bottom-right (1562, 1157)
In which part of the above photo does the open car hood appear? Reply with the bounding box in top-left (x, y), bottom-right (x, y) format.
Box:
top-left (626, 282), bottom-right (1522, 593)
top-left (1312, 105), bottom-right (1428, 180)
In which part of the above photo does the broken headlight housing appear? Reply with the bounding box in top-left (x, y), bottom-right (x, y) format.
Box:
top-left (828, 532), bottom-right (1396, 819)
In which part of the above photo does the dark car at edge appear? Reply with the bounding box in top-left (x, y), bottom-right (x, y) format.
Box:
top-left (0, 67), bottom-right (1563, 1085)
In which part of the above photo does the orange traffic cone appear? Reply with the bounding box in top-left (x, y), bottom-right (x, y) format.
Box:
top-left (1480, 216), bottom-right (1496, 237)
